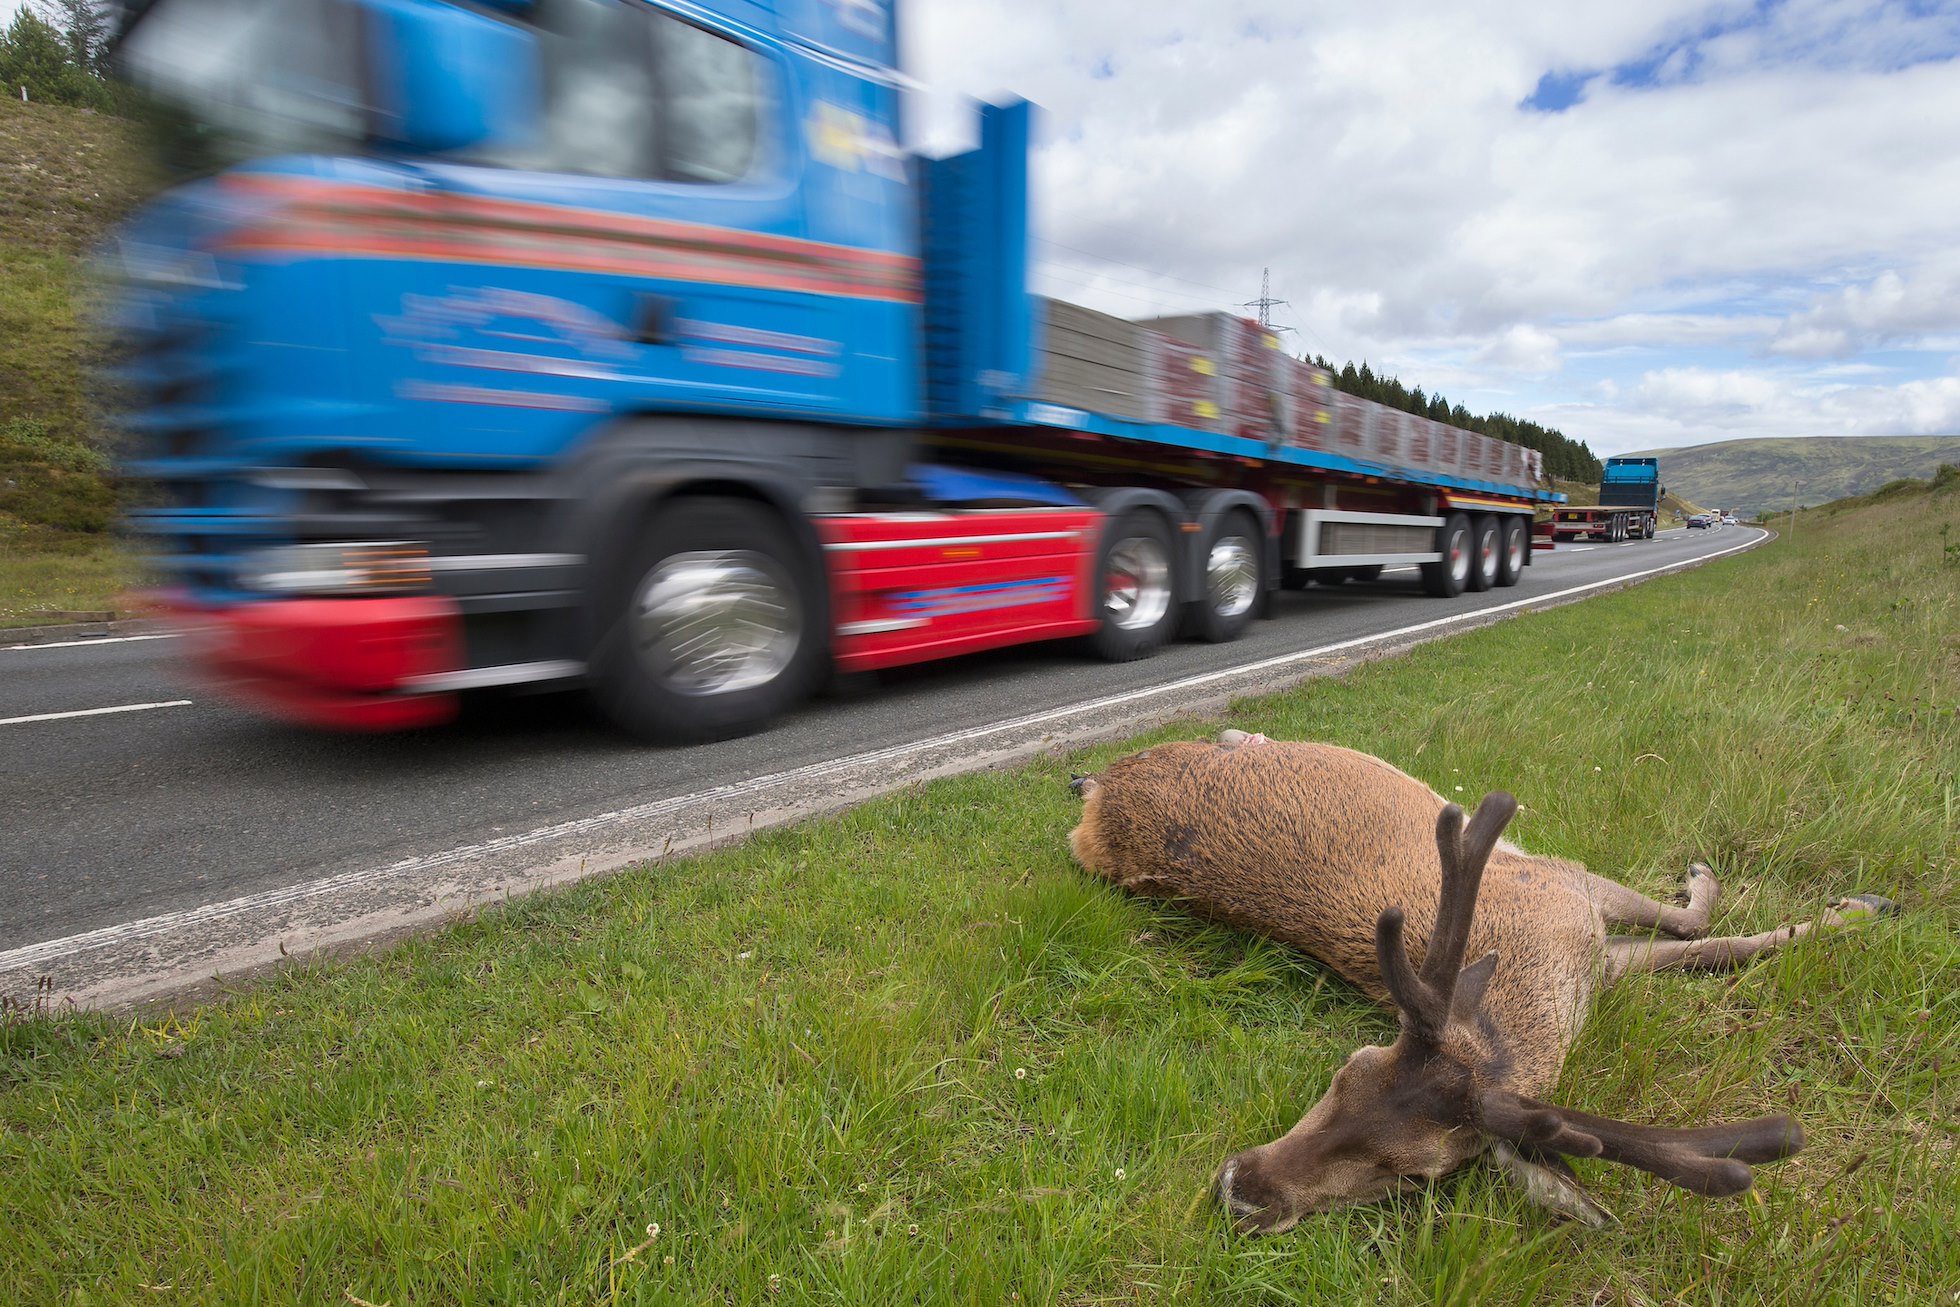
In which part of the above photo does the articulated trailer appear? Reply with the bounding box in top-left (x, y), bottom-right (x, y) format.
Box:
top-left (107, 0), bottom-right (1562, 743)
top-left (1549, 457), bottom-right (1662, 544)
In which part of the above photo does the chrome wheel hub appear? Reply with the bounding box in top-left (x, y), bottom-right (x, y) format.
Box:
top-left (1448, 529), bottom-right (1470, 584)
top-left (1207, 536), bottom-right (1258, 618)
top-left (633, 550), bottom-right (801, 695)
top-left (1105, 537), bottom-right (1172, 631)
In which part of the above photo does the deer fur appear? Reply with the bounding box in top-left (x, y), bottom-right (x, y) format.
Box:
top-left (1067, 730), bottom-right (1869, 1231)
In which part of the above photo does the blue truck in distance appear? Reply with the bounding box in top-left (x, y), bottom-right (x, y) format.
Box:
top-left (1548, 457), bottom-right (1663, 544)
top-left (106, 0), bottom-right (1562, 742)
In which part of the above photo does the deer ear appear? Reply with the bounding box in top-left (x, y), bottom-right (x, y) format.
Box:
top-left (1489, 1141), bottom-right (1616, 1228)
top-left (1450, 950), bottom-right (1498, 1022)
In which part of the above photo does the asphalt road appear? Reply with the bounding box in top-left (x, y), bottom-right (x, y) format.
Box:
top-left (0, 525), bottom-right (1767, 1002)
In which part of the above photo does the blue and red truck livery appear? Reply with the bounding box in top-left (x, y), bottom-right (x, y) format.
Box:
top-left (105, 0), bottom-right (1562, 741)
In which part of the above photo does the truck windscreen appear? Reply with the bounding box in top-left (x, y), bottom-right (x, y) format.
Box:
top-left (120, 0), bottom-right (366, 172)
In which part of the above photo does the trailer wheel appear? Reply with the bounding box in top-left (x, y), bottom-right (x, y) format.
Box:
top-left (591, 497), bottom-right (822, 743)
top-left (1089, 510), bottom-right (1178, 661)
top-left (1467, 515), bottom-right (1500, 592)
top-left (1422, 512), bottom-right (1473, 597)
top-left (1192, 509), bottom-right (1263, 643)
top-left (1642, 516), bottom-right (1656, 540)
top-left (1496, 516), bottom-right (1527, 587)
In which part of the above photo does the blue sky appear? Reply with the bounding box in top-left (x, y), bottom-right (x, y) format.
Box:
top-left (908, 0), bottom-right (1960, 454)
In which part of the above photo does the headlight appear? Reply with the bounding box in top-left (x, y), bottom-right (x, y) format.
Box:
top-left (237, 542), bottom-right (433, 595)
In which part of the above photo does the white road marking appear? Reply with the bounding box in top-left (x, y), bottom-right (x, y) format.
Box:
top-left (1, 633), bottom-right (180, 652)
top-left (0, 700), bottom-right (194, 728)
top-left (0, 528), bottom-right (1766, 977)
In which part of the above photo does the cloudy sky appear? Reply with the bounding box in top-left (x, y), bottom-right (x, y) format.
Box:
top-left (906, 0), bottom-right (1960, 456)
top-left (11, 0), bottom-right (1957, 456)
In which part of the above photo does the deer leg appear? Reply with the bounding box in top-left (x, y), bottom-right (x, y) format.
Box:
top-left (1602, 895), bottom-right (1894, 981)
top-left (1585, 863), bottom-right (1719, 940)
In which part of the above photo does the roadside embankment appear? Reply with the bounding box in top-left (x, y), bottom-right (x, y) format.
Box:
top-left (1, 477), bottom-right (1954, 1304)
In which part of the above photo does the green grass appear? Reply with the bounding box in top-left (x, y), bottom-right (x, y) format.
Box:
top-left (0, 515), bottom-right (146, 626)
top-left (0, 95), bottom-right (153, 552)
top-left (3, 487), bottom-right (1956, 1306)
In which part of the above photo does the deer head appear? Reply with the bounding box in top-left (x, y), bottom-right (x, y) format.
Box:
top-left (1213, 792), bottom-right (1804, 1232)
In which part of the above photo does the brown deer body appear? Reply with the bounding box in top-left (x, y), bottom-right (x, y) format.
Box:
top-left (1069, 731), bottom-right (1876, 1230)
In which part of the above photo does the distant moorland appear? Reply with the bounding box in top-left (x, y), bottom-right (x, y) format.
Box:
top-left (1626, 435), bottom-right (1960, 518)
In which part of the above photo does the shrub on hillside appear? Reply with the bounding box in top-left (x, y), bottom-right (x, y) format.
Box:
top-left (0, 417), bottom-right (117, 532)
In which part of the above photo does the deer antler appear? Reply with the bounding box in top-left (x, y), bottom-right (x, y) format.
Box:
top-left (1377, 792), bottom-right (1518, 1040)
top-left (1478, 1093), bottom-right (1803, 1197)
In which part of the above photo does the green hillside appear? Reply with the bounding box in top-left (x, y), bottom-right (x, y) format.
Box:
top-left (0, 95), bottom-right (152, 531)
top-left (0, 95), bottom-right (156, 623)
top-left (1626, 435), bottom-right (1960, 518)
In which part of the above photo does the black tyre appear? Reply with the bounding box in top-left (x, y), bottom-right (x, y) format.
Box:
top-left (1421, 512), bottom-right (1473, 597)
top-left (591, 497), bottom-right (822, 743)
top-left (1089, 510), bottom-right (1178, 661)
top-left (1192, 509), bottom-right (1264, 643)
top-left (1467, 515), bottom-right (1500, 592)
top-left (1496, 516), bottom-right (1527, 587)
top-left (1642, 516), bottom-right (1656, 540)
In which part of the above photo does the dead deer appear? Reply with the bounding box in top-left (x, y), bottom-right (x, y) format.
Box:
top-left (1068, 730), bottom-right (1891, 1230)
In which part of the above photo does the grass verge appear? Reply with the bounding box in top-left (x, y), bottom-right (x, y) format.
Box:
top-left (0, 516), bottom-right (146, 627)
top-left (2, 488), bottom-right (1955, 1306)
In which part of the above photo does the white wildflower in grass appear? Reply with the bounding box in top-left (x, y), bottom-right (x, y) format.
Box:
top-left (768, 1274), bottom-right (782, 1292)
top-left (646, 1223), bottom-right (659, 1238)
top-left (1453, 785), bottom-right (1463, 792)
top-left (1013, 1067), bottom-right (1026, 1080)
top-left (907, 1223), bottom-right (919, 1236)
top-left (1114, 1168), bottom-right (1126, 1180)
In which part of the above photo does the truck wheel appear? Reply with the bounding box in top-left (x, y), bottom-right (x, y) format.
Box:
top-left (591, 497), bottom-right (822, 743)
top-left (1642, 517), bottom-right (1656, 540)
top-left (1496, 516), bottom-right (1526, 586)
top-left (1467, 515), bottom-right (1500, 592)
top-left (1422, 512), bottom-right (1473, 597)
top-left (1090, 510), bottom-right (1177, 660)
top-left (1192, 509), bottom-right (1263, 643)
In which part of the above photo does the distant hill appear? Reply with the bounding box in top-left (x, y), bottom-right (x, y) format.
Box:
top-left (1625, 436), bottom-right (1960, 518)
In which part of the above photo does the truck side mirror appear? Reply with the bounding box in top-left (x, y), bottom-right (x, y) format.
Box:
top-left (363, 0), bottom-right (540, 154)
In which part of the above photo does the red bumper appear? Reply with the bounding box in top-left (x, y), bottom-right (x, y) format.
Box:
top-left (177, 595), bottom-right (466, 732)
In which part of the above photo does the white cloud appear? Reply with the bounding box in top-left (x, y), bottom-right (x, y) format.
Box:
top-left (1768, 263), bottom-right (1960, 358)
top-left (908, 0), bottom-right (1960, 454)
top-left (1471, 324), bottom-right (1563, 375)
